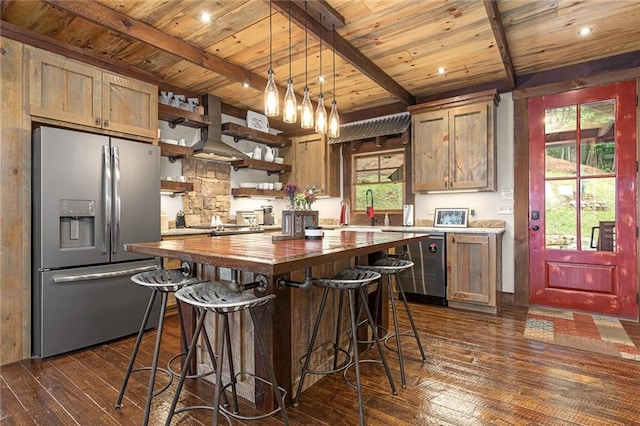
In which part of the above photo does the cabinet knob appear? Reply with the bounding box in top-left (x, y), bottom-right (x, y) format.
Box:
top-left (104, 119), bottom-right (109, 127)
top-left (95, 118), bottom-right (101, 126)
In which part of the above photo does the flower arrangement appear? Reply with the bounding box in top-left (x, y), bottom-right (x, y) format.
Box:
top-left (284, 182), bottom-right (299, 197)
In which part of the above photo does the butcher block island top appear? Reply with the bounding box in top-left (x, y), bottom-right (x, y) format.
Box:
top-left (125, 229), bottom-right (430, 276)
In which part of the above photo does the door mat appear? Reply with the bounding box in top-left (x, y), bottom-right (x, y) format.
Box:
top-left (524, 307), bottom-right (640, 361)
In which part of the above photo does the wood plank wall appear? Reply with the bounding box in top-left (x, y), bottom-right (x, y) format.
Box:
top-left (0, 37), bottom-right (31, 363)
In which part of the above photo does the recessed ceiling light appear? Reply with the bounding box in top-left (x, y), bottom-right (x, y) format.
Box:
top-left (200, 12), bottom-right (212, 23)
top-left (436, 67), bottom-right (447, 75)
top-left (318, 75), bottom-right (326, 83)
top-left (242, 82), bottom-right (250, 88)
top-left (578, 26), bottom-right (592, 36)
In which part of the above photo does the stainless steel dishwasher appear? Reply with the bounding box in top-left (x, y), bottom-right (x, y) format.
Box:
top-left (396, 232), bottom-right (447, 306)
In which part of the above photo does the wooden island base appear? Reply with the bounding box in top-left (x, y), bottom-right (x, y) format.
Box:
top-left (125, 229), bottom-right (430, 411)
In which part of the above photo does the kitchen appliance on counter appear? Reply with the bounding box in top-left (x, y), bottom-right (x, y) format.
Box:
top-left (397, 232), bottom-right (447, 306)
top-left (258, 205), bottom-right (275, 225)
top-left (184, 224), bottom-right (264, 236)
top-left (32, 126), bottom-right (161, 358)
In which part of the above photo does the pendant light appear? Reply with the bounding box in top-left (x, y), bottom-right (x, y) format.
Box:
top-left (328, 24), bottom-right (340, 138)
top-left (300, 0), bottom-right (314, 129)
top-left (264, 0), bottom-right (279, 117)
top-left (282, 1), bottom-right (297, 123)
top-left (315, 13), bottom-right (328, 134)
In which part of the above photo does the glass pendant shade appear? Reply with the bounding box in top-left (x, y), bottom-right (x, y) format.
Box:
top-left (283, 79), bottom-right (297, 123)
top-left (315, 93), bottom-right (327, 134)
top-left (300, 87), bottom-right (314, 129)
top-left (264, 69), bottom-right (279, 117)
top-left (328, 99), bottom-right (340, 138)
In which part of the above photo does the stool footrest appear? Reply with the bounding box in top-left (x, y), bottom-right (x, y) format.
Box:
top-left (297, 341), bottom-right (352, 376)
top-left (219, 371), bottom-right (288, 421)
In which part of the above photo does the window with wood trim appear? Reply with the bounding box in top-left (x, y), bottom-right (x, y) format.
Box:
top-left (352, 149), bottom-right (405, 212)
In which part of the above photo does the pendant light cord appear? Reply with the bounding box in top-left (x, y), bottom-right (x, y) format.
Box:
top-left (318, 14), bottom-right (323, 95)
top-left (332, 24), bottom-right (336, 100)
top-left (288, 2), bottom-right (292, 80)
top-left (304, 0), bottom-right (308, 89)
top-left (269, 0), bottom-right (273, 72)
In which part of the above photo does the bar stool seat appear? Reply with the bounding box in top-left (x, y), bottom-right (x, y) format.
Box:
top-left (165, 281), bottom-right (289, 426)
top-left (357, 257), bottom-right (427, 388)
top-left (293, 268), bottom-right (396, 426)
top-left (115, 269), bottom-right (207, 426)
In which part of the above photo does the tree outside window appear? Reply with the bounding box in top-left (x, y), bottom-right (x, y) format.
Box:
top-left (353, 149), bottom-right (405, 212)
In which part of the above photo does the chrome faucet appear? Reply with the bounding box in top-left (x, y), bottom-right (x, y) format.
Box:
top-left (365, 189), bottom-right (375, 226)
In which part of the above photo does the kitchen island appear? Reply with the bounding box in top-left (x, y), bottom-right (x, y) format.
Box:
top-left (125, 229), bottom-right (430, 410)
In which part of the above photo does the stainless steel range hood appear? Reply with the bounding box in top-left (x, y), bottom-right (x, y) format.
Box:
top-left (191, 95), bottom-right (247, 162)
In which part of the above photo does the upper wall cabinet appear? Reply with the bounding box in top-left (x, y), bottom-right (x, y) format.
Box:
top-left (409, 90), bottom-right (498, 192)
top-left (27, 47), bottom-right (157, 139)
top-left (281, 133), bottom-right (340, 197)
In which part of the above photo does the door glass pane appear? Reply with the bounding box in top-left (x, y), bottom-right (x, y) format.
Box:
top-left (580, 177), bottom-right (616, 251)
top-left (545, 106), bottom-right (577, 177)
top-left (544, 101), bottom-right (617, 252)
top-left (545, 179), bottom-right (577, 249)
top-left (580, 100), bottom-right (615, 176)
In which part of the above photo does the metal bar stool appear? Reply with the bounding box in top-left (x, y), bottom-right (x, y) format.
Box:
top-left (115, 269), bottom-right (212, 425)
top-left (165, 281), bottom-right (289, 426)
top-left (293, 268), bottom-right (396, 426)
top-left (357, 257), bottom-right (427, 387)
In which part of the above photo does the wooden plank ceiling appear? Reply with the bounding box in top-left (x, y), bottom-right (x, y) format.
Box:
top-left (1, 0), bottom-right (639, 130)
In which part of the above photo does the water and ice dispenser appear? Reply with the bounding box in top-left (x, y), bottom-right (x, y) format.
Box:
top-left (59, 200), bottom-right (96, 248)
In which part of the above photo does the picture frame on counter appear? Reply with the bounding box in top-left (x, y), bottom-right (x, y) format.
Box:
top-left (434, 208), bottom-right (469, 227)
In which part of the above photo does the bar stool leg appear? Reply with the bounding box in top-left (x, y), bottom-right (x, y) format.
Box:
top-left (387, 275), bottom-right (407, 387)
top-left (394, 272), bottom-right (427, 362)
top-left (332, 290), bottom-right (345, 370)
top-left (357, 286), bottom-right (397, 395)
top-left (293, 287), bottom-right (331, 407)
top-left (115, 289), bottom-right (160, 410)
top-left (142, 292), bottom-right (168, 425)
top-left (165, 309), bottom-right (208, 426)
top-left (249, 308), bottom-right (289, 425)
top-left (347, 289), bottom-right (366, 426)
top-left (223, 318), bottom-right (240, 414)
top-left (212, 313), bottom-right (227, 426)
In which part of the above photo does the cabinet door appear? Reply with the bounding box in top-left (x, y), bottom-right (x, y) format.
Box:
top-left (102, 72), bottom-right (158, 138)
top-left (287, 133), bottom-right (339, 196)
top-left (412, 110), bottom-right (449, 191)
top-left (28, 48), bottom-right (102, 128)
top-left (446, 233), bottom-right (495, 306)
top-left (449, 103), bottom-right (490, 190)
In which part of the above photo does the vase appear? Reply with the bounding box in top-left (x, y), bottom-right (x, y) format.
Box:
top-left (289, 194), bottom-right (295, 210)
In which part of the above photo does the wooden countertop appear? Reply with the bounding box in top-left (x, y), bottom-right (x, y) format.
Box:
top-left (126, 229), bottom-right (430, 276)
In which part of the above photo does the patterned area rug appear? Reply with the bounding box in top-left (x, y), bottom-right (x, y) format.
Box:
top-left (524, 307), bottom-right (640, 361)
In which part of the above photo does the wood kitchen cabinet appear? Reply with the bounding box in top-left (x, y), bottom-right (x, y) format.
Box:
top-left (28, 47), bottom-right (157, 139)
top-left (446, 232), bottom-right (502, 314)
top-left (281, 133), bottom-right (340, 196)
top-left (409, 90), bottom-right (498, 192)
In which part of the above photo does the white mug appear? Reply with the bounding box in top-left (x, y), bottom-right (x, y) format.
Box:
top-left (268, 183), bottom-right (275, 190)
top-left (274, 182), bottom-right (283, 190)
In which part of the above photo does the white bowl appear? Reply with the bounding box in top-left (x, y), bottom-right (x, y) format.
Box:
top-left (273, 157), bottom-right (284, 164)
top-left (161, 138), bottom-right (178, 145)
top-left (240, 182), bottom-right (258, 188)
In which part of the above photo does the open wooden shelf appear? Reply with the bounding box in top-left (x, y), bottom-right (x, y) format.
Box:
top-left (231, 188), bottom-right (287, 198)
top-left (160, 180), bottom-right (193, 193)
top-left (159, 142), bottom-right (193, 159)
top-left (222, 122), bottom-right (292, 147)
top-left (158, 103), bottom-right (211, 128)
top-left (231, 158), bottom-right (292, 175)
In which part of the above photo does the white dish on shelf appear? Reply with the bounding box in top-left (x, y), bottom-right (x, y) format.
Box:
top-left (161, 138), bottom-right (178, 145)
top-left (246, 111), bottom-right (269, 133)
top-left (239, 182), bottom-right (258, 189)
top-left (273, 157), bottom-right (284, 164)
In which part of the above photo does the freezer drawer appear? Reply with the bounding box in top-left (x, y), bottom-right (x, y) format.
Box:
top-left (33, 260), bottom-right (161, 358)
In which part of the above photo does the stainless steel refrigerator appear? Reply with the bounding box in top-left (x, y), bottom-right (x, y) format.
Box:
top-left (32, 126), bottom-right (161, 358)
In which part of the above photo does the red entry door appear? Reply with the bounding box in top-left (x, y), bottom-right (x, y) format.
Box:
top-left (529, 81), bottom-right (637, 319)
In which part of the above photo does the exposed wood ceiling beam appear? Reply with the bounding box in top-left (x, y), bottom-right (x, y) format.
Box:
top-left (294, 0), bottom-right (345, 30)
top-left (273, 0), bottom-right (415, 106)
top-left (483, 0), bottom-right (516, 91)
top-left (43, 0), bottom-right (278, 94)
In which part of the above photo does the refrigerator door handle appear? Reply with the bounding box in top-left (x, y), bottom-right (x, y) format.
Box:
top-left (103, 145), bottom-right (111, 254)
top-left (52, 264), bottom-right (158, 283)
top-left (112, 146), bottom-right (121, 253)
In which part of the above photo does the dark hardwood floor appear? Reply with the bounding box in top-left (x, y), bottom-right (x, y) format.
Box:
top-left (2, 303), bottom-right (640, 425)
